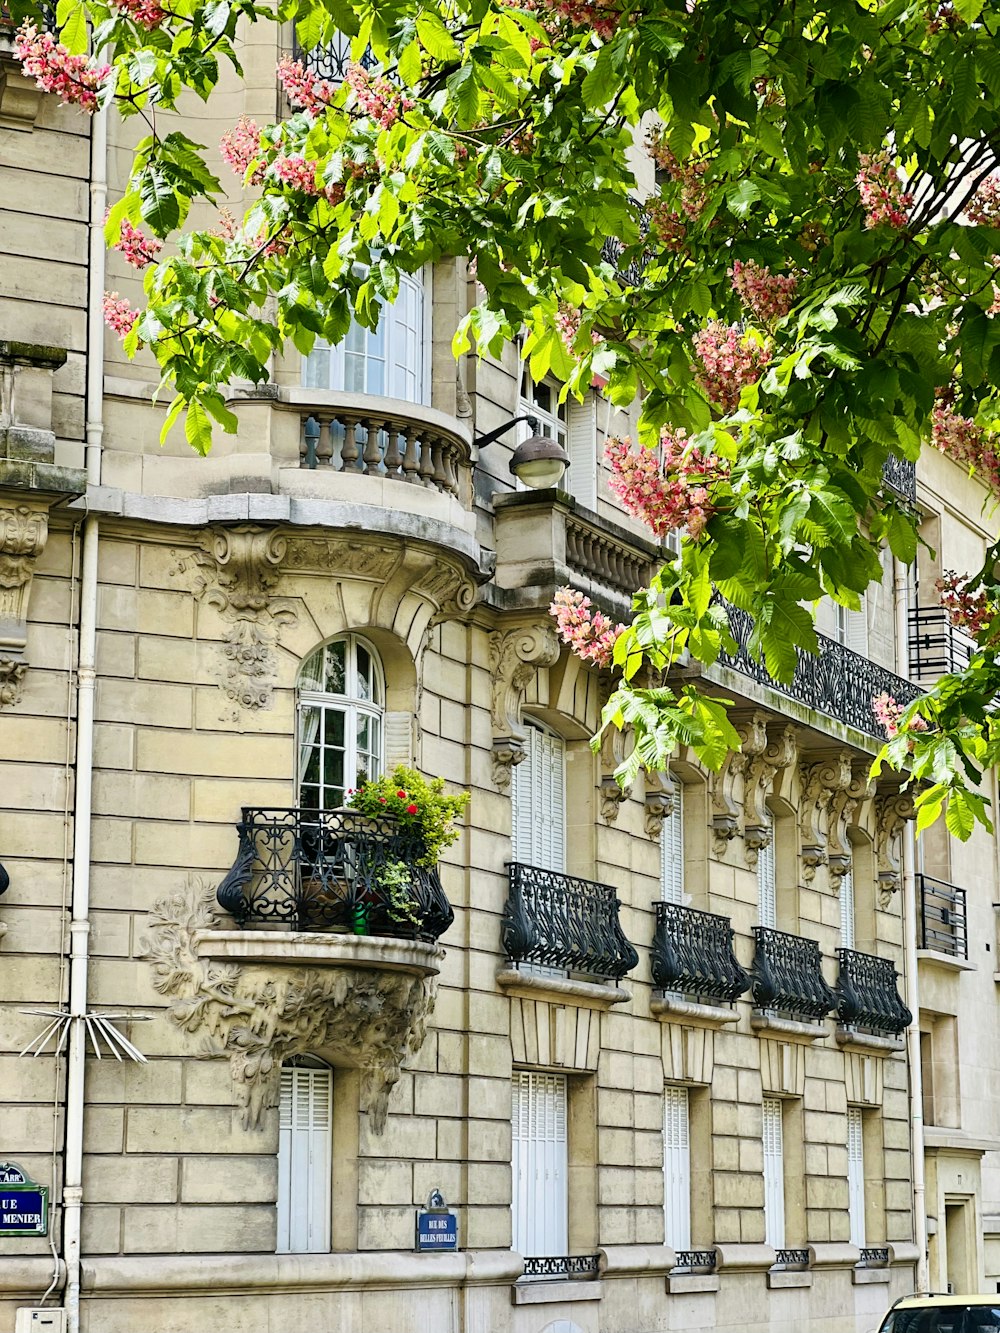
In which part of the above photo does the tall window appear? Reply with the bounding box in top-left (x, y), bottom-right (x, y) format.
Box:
top-left (757, 813), bottom-right (776, 928)
top-left (512, 1070), bottom-right (568, 1258)
top-left (660, 785), bottom-right (684, 904)
top-left (511, 720), bottom-right (566, 872)
top-left (298, 636), bottom-right (383, 809)
top-left (847, 1107), bottom-right (866, 1247)
top-left (520, 368), bottom-right (568, 452)
top-left (303, 269), bottom-right (426, 404)
top-left (663, 1085), bottom-right (691, 1252)
top-left (840, 858), bottom-right (856, 950)
top-left (762, 1097), bottom-right (785, 1249)
top-left (817, 595), bottom-right (868, 656)
top-left (277, 1057), bottom-right (332, 1253)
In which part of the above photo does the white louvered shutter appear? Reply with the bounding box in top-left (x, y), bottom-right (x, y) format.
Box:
top-left (846, 596), bottom-right (869, 657)
top-left (815, 596), bottom-right (840, 641)
top-left (840, 864), bottom-right (856, 950)
top-left (757, 815), bottom-right (776, 929)
top-left (663, 1086), bottom-right (691, 1251)
top-left (762, 1098), bottom-right (785, 1249)
top-left (277, 1064), bottom-right (332, 1254)
top-left (566, 395), bottom-right (598, 510)
top-left (512, 723), bottom-right (566, 873)
top-left (660, 784), bottom-right (685, 904)
top-left (847, 1108), bottom-right (865, 1247)
top-left (512, 1071), bottom-right (568, 1258)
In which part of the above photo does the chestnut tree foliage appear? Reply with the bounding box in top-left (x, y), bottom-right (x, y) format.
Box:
top-left (13, 0), bottom-right (1000, 833)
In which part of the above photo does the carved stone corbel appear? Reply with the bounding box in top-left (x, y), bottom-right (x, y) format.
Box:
top-left (599, 724), bottom-right (633, 824)
top-left (0, 502), bottom-right (48, 707)
top-left (489, 623), bottom-right (561, 791)
top-left (743, 724), bottom-right (799, 868)
top-left (827, 762), bottom-right (876, 893)
top-left (875, 791), bottom-right (916, 908)
top-left (799, 751), bottom-right (853, 882)
top-left (710, 712), bottom-right (768, 856)
top-left (176, 526), bottom-right (297, 715)
top-left (644, 770), bottom-right (677, 839)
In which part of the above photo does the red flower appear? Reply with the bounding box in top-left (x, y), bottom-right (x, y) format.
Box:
top-left (378, 796), bottom-right (387, 804)
top-left (396, 789), bottom-right (407, 799)
top-left (406, 803), bottom-right (418, 815)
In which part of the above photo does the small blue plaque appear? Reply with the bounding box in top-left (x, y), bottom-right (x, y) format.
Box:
top-left (0, 1163), bottom-right (48, 1236)
top-left (415, 1208), bottom-right (458, 1251)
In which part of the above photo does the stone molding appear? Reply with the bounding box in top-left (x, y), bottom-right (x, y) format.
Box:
top-left (143, 881), bottom-right (442, 1134)
top-left (599, 724), bottom-right (632, 824)
top-left (496, 966), bottom-right (629, 1011)
top-left (488, 622), bottom-right (561, 790)
top-left (827, 761), bottom-right (875, 893)
top-left (0, 500), bottom-right (48, 706)
top-left (0, 41), bottom-right (44, 129)
top-left (710, 712), bottom-right (768, 856)
top-left (643, 771), bottom-right (676, 839)
top-left (175, 525), bottom-right (297, 715)
top-left (875, 791), bottom-right (916, 907)
top-left (650, 995), bottom-right (740, 1028)
top-left (742, 723), bottom-right (799, 868)
top-left (799, 750), bottom-right (853, 881)
top-left (598, 1246), bottom-right (676, 1276)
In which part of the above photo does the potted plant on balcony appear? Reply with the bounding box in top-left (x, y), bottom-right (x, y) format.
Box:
top-left (346, 766), bottom-right (470, 934)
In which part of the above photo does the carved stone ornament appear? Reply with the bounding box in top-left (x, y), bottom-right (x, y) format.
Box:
top-left (827, 761), bottom-right (876, 894)
top-left (710, 712), bottom-right (768, 857)
top-left (644, 771), bottom-right (677, 839)
top-left (799, 751), bottom-right (853, 882)
top-left (175, 526), bottom-right (297, 715)
top-left (0, 502), bottom-right (47, 707)
top-left (743, 724), bottom-right (799, 869)
top-left (875, 791), bottom-right (916, 908)
top-left (489, 623), bottom-right (561, 791)
top-left (143, 881), bottom-right (441, 1134)
top-left (599, 725), bottom-right (633, 824)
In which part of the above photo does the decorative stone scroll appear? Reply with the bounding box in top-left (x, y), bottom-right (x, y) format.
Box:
top-left (599, 724), bottom-right (633, 824)
top-left (176, 526), bottom-right (297, 715)
top-left (644, 770), bottom-right (677, 839)
top-left (798, 751), bottom-right (853, 882)
top-left (742, 724), bottom-right (799, 868)
top-left (826, 762), bottom-right (875, 893)
top-left (709, 712), bottom-right (768, 856)
top-left (0, 502), bottom-right (47, 707)
top-left (875, 791), bottom-right (916, 908)
top-left (143, 882), bottom-right (441, 1134)
top-left (489, 623), bottom-right (561, 790)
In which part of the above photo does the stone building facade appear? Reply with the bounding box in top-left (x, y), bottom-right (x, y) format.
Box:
top-left (1, 17), bottom-right (998, 1333)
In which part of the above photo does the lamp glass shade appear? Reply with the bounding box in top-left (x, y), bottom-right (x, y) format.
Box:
top-left (509, 435), bottom-right (570, 490)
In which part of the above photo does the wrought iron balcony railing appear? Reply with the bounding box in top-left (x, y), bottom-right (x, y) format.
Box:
top-left (858, 1247), bottom-right (889, 1266)
top-left (835, 948), bottom-right (912, 1036)
top-left (717, 602), bottom-right (921, 739)
top-left (880, 455), bottom-right (916, 504)
top-left (290, 31), bottom-right (377, 84)
top-left (917, 872), bottom-right (968, 959)
top-left (651, 902), bottom-right (750, 1004)
top-left (909, 604), bottom-right (975, 681)
top-left (774, 1248), bottom-right (810, 1269)
top-left (502, 863), bottom-right (639, 982)
top-left (522, 1254), bottom-right (600, 1280)
top-left (673, 1250), bottom-right (717, 1273)
top-left (751, 927), bottom-right (836, 1022)
top-left (216, 807), bottom-right (454, 941)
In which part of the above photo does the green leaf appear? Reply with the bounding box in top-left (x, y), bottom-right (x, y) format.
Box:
top-left (945, 788), bottom-right (975, 840)
top-left (184, 399), bottom-right (213, 456)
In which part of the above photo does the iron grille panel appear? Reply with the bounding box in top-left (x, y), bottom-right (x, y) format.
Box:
top-left (717, 601), bottom-right (921, 738)
top-left (858, 1247), bottom-right (889, 1266)
top-left (502, 863), bottom-right (639, 981)
top-left (290, 32), bottom-right (378, 84)
top-left (880, 455), bottom-right (916, 503)
top-left (673, 1250), bottom-right (717, 1273)
top-left (835, 948), bottom-right (912, 1036)
top-left (522, 1254), bottom-right (600, 1280)
top-left (909, 604), bottom-right (975, 680)
top-left (917, 873), bottom-right (968, 959)
top-left (216, 807), bottom-right (454, 941)
top-left (751, 927), bottom-right (836, 1021)
top-left (774, 1249), bottom-right (809, 1269)
top-left (651, 902), bottom-right (750, 1004)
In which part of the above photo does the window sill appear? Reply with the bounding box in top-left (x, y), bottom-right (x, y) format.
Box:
top-left (767, 1270), bottom-right (813, 1289)
top-left (852, 1267), bottom-right (891, 1285)
top-left (917, 949), bottom-right (975, 973)
top-left (512, 1279), bottom-right (604, 1305)
top-left (666, 1272), bottom-right (720, 1294)
top-left (496, 967), bottom-right (630, 1009)
top-left (651, 995), bottom-right (740, 1027)
top-left (834, 1026), bottom-right (905, 1054)
top-left (750, 1011), bottom-right (828, 1042)
top-left (194, 928), bottom-right (444, 978)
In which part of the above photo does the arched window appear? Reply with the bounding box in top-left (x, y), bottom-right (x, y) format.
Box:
top-left (277, 1056), bottom-right (332, 1253)
top-left (298, 636), bottom-right (384, 810)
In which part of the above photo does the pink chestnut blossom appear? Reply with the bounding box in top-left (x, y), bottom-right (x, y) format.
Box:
top-left (931, 393), bottom-right (1000, 497)
top-left (344, 63), bottom-right (414, 129)
top-left (271, 154), bottom-right (320, 194)
top-left (277, 56), bottom-right (334, 116)
top-left (605, 431), bottom-right (722, 541)
top-left (219, 117), bottom-right (266, 185)
top-left (108, 214), bottom-right (162, 269)
top-left (936, 570), bottom-right (994, 638)
top-left (102, 292), bottom-right (139, 338)
top-left (549, 587), bottom-right (626, 668)
top-left (14, 21), bottom-right (111, 113)
top-left (965, 174), bottom-right (1000, 228)
top-left (872, 692), bottom-right (929, 741)
top-left (729, 259), bottom-right (797, 323)
top-left (856, 152), bottom-right (913, 230)
top-left (691, 322), bottom-right (771, 414)
top-left (110, 0), bottom-right (166, 29)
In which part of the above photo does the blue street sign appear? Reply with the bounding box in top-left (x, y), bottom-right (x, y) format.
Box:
top-left (0, 1163), bottom-right (48, 1236)
top-left (415, 1209), bottom-right (458, 1252)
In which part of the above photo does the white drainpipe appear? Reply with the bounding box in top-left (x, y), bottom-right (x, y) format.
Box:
top-left (62, 99), bottom-right (108, 1333)
top-left (895, 553), bottom-right (928, 1291)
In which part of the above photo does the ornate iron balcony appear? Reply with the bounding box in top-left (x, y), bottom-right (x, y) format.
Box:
top-left (290, 31), bottom-right (377, 84)
top-left (880, 455), bottom-right (916, 504)
top-left (651, 902), bottom-right (750, 1004)
top-left (216, 807), bottom-right (454, 941)
top-left (774, 1248), bottom-right (810, 1269)
top-left (835, 948), bottom-right (912, 1036)
top-left (917, 873), bottom-right (968, 959)
top-left (522, 1254), bottom-right (600, 1280)
top-left (717, 602), bottom-right (921, 738)
top-left (909, 604), bottom-right (975, 681)
top-left (673, 1250), bottom-right (717, 1273)
top-left (502, 863), bottom-right (639, 981)
top-left (751, 927), bottom-right (836, 1021)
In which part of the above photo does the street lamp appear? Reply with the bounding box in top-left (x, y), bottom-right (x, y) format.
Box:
top-left (474, 414), bottom-right (571, 490)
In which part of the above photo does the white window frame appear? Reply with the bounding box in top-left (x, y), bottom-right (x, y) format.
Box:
top-left (277, 1057), bottom-right (333, 1254)
top-left (303, 267), bottom-right (430, 405)
top-left (762, 1097), bottom-right (785, 1250)
top-left (757, 813), bottom-right (776, 929)
top-left (511, 719), bottom-right (566, 874)
top-left (660, 784), bottom-right (684, 905)
top-left (839, 861), bottom-right (856, 951)
top-left (512, 1070), bottom-right (568, 1259)
top-left (297, 634), bottom-right (384, 810)
top-left (847, 1107), bottom-right (865, 1247)
top-left (663, 1085), bottom-right (691, 1253)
